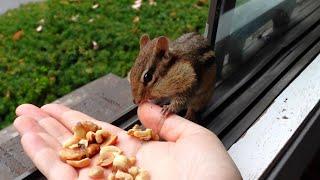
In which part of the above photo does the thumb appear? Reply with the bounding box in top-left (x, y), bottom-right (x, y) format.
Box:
top-left (137, 102), bottom-right (211, 142)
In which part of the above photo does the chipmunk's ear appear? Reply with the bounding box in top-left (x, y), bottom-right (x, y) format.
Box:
top-left (156, 36), bottom-right (169, 57)
top-left (140, 34), bottom-right (150, 49)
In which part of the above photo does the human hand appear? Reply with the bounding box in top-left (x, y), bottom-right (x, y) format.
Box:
top-left (14, 102), bottom-right (241, 180)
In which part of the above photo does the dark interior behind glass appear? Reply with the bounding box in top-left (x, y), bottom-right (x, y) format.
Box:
top-left (212, 0), bottom-right (312, 81)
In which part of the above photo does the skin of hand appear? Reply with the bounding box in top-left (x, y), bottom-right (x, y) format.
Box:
top-left (14, 102), bottom-right (242, 180)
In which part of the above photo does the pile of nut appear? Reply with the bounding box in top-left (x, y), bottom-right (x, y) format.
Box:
top-left (127, 124), bottom-right (159, 141)
top-left (59, 121), bottom-right (150, 179)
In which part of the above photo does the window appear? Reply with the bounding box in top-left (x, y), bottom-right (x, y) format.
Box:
top-left (206, 0), bottom-right (312, 80)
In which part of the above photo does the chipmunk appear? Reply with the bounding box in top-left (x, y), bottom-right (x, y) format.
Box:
top-left (129, 32), bottom-right (216, 121)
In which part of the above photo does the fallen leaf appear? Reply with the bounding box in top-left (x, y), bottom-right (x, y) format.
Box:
top-left (12, 30), bottom-right (24, 41)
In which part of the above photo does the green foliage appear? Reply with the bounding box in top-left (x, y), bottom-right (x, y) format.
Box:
top-left (0, 0), bottom-right (208, 129)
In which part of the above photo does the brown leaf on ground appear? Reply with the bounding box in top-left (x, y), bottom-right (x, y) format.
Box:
top-left (12, 30), bottom-right (24, 41)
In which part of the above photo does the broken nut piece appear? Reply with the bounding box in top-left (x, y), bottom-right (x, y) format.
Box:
top-left (128, 166), bottom-right (139, 177)
top-left (95, 129), bottom-right (110, 143)
top-left (101, 134), bottom-right (118, 147)
top-left (82, 121), bottom-right (101, 132)
top-left (73, 122), bottom-right (87, 139)
top-left (87, 144), bottom-right (100, 158)
top-left (129, 156), bottom-right (136, 166)
top-left (59, 147), bottom-right (87, 161)
top-left (98, 152), bottom-right (115, 167)
top-left (100, 145), bottom-right (122, 156)
top-left (89, 166), bottom-right (105, 178)
top-left (78, 139), bottom-right (89, 149)
top-left (66, 158), bottom-right (91, 168)
top-left (133, 129), bottom-right (153, 141)
top-left (113, 154), bottom-right (130, 171)
top-left (115, 170), bottom-right (133, 180)
top-left (86, 131), bottom-right (96, 143)
top-left (107, 173), bottom-right (115, 180)
top-left (135, 169), bottom-right (150, 180)
top-left (63, 136), bottom-right (81, 148)
top-left (127, 125), bottom-right (159, 141)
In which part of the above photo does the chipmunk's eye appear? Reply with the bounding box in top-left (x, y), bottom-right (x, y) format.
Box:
top-left (143, 71), bottom-right (153, 84)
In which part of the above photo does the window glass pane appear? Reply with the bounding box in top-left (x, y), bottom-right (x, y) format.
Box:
top-left (214, 0), bottom-right (316, 79)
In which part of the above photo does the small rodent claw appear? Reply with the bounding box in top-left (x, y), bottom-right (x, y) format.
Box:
top-left (161, 105), bottom-right (173, 118)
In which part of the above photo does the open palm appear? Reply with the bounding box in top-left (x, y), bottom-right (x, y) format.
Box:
top-left (14, 102), bottom-right (241, 180)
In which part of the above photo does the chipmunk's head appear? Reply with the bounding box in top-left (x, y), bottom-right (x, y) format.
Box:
top-left (129, 34), bottom-right (171, 104)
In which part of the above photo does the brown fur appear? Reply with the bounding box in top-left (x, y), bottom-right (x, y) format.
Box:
top-left (129, 32), bottom-right (216, 121)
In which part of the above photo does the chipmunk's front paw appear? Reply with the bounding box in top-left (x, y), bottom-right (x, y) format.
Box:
top-left (161, 105), bottom-right (176, 118)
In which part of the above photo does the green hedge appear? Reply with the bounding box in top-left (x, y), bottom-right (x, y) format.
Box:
top-left (0, 0), bottom-right (208, 129)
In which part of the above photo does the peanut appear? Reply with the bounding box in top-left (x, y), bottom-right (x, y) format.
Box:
top-left (115, 170), bottom-right (133, 180)
top-left (82, 121), bottom-right (101, 132)
top-left (95, 129), bottom-right (110, 143)
top-left (128, 166), bottom-right (139, 177)
top-left (113, 154), bottom-right (130, 171)
top-left (59, 147), bottom-right (87, 161)
top-left (89, 166), bottom-right (105, 178)
top-left (87, 144), bottom-right (100, 158)
top-left (66, 158), bottom-right (91, 168)
top-left (135, 169), bottom-right (150, 180)
top-left (98, 152), bottom-right (115, 167)
top-left (86, 131), bottom-right (96, 143)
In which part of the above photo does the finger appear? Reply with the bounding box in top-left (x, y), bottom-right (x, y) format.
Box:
top-left (14, 116), bottom-right (63, 150)
top-left (137, 102), bottom-right (211, 142)
top-left (21, 133), bottom-right (77, 179)
top-left (16, 104), bottom-right (72, 143)
top-left (14, 116), bottom-right (44, 135)
top-left (41, 104), bottom-right (124, 134)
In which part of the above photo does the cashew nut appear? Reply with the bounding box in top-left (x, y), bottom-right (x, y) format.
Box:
top-left (89, 166), bottom-right (105, 178)
top-left (87, 143), bottom-right (100, 158)
top-left (63, 136), bottom-right (81, 148)
top-left (59, 147), bottom-right (87, 161)
top-left (107, 173), bottom-right (115, 180)
top-left (98, 151), bottom-right (115, 167)
top-left (86, 131), bottom-right (96, 143)
top-left (95, 129), bottom-right (110, 143)
top-left (128, 166), bottom-right (139, 177)
top-left (113, 154), bottom-right (130, 171)
top-left (135, 169), bottom-right (150, 180)
top-left (115, 170), bottom-right (133, 180)
top-left (101, 134), bottom-right (118, 147)
top-left (66, 158), bottom-right (91, 168)
top-left (82, 121), bottom-right (101, 132)
top-left (72, 122), bottom-right (87, 139)
top-left (100, 145), bottom-right (122, 156)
